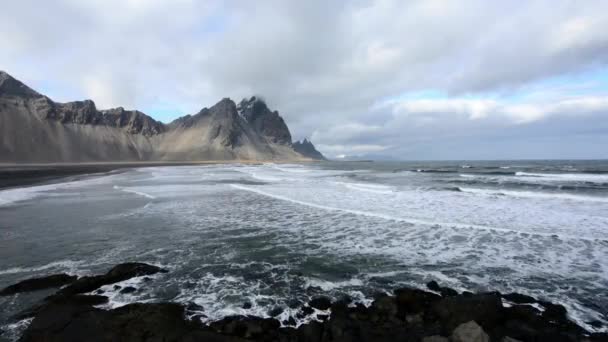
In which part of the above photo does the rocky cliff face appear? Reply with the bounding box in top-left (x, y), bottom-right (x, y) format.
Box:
top-left (293, 139), bottom-right (326, 160)
top-left (237, 97), bottom-right (292, 145)
top-left (0, 71), bottom-right (324, 163)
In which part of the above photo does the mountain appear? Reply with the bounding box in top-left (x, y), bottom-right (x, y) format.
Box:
top-left (292, 139), bottom-right (326, 160)
top-left (0, 71), bottom-right (325, 163)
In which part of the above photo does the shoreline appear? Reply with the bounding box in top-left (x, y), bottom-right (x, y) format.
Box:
top-left (0, 160), bottom-right (317, 191)
top-left (1, 263), bottom-right (606, 342)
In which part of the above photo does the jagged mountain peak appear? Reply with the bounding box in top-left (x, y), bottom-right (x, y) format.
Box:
top-left (0, 71), bottom-right (319, 162)
top-left (236, 96), bottom-right (291, 145)
top-left (0, 71), bottom-right (42, 99)
top-left (293, 138), bottom-right (326, 160)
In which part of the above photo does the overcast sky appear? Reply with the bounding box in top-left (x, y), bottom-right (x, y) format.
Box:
top-left (1, 0), bottom-right (607, 159)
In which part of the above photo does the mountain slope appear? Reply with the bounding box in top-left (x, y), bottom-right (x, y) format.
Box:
top-left (293, 139), bottom-right (326, 160)
top-left (0, 71), bottom-right (325, 163)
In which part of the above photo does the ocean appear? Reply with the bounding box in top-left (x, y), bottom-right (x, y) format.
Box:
top-left (0, 160), bottom-right (607, 339)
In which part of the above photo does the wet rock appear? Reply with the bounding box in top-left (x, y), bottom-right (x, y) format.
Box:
top-left (440, 287), bottom-right (458, 297)
top-left (20, 302), bottom-right (236, 342)
top-left (287, 298), bottom-right (302, 309)
top-left (283, 316), bottom-right (297, 326)
top-left (13, 266), bottom-right (600, 342)
top-left (0, 273), bottom-right (77, 296)
top-left (242, 302), bottom-right (252, 309)
top-left (502, 292), bottom-right (537, 304)
top-left (296, 321), bottom-right (323, 342)
top-left (186, 302), bottom-right (204, 312)
top-left (210, 315), bottom-right (280, 339)
top-left (297, 305), bottom-right (315, 318)
top-left (406, 313), bottom-right (423, 325)
top-left (370, 295), bottom-right (397, 318)
top-left (394, 287), bottom-right (441, 315)
top-left (268, 306), bottom-right (284, 317)
top-left (426, 281), bottom-right (458, 297)
top-left (15, 294), bottom-right (109, 320)
top-left (539, 301), bottom-right (568, 322)
top-left (58, 263), bottom-right (167, 296)
top-left (113, 285), bottom-right (121, 290)
top-left (309, 296), bottom-right (332, 310)
top-left (451, 321), bottom-right (489, 342)
top-left (432, 292), bottom-right (503, 332)
top-left (119, 286), bottom-right (137, 294)
top-left (427, 281), bottom-right (441, 292)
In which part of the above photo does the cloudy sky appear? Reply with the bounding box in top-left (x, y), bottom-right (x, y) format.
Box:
top-left (1, 0), bottom-right (607, 159)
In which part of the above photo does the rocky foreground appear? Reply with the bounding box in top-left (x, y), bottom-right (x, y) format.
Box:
top-left (1, 263), bottom-right (606, 342)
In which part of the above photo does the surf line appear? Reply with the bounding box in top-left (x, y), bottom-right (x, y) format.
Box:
top-left (113, 185), bottom-right (156, 199)
top-left (229, 184), bottom-right (603, 242)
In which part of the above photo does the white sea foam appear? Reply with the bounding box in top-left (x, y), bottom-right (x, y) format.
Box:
top-left (229, 184), bottom-right (601, 241)
top-left (0, 260), bottom-right (84, 275)
top-left (0, 174), bottom-right (115, 207)
top-left (459, 187), bottom-right (608, 203)
top-left (515, 172), bottom-right (608, 183)
top-left (113, 185), bottom-right (156, 199)
top-left (333, 181), bottom-right (394, 194)
top-left (304, 277), bottom-right (364, 291)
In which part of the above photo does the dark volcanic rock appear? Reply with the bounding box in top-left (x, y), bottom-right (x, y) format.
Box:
top-left (1, 71), bottom-right (309, 163)
top-left (100, 107), bottom-right (166, 136)
top-left (0, 273), bottom-right (77, 296)
top-left (426, 281), bottom-right (458, 297)
top-left (15, 294), bottom-right (109, 320)
top-left (427, 280), bottom-right (441, 292)
top-left (210, 315), bottom-right (281, 340)
top-left (0, 71), bottom-right (42, 98)
top-left (58, 262), bottom-right (167, 296)
top-left (14, 272), bottom-right (603, 342)
top-left (309, 296), bottom-right (332, 310)
top-left (119, 286), bottom-right (137, 294)
top-left (502, 292), bottom-right (537, 304)
top-left (431, 292), bottom-right (504, 332)
top-left (394, 287), bottom-right (441, 315)
top-left (292, 138), bottom-right (326, 160)
top-left (237, 96), bottom-right (292, 145)
top-left (19, 302), bottom-right (243, 342)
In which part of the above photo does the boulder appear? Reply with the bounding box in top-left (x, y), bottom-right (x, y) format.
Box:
top-left (451, 321), bottom-right (490, 342)
top-left (370, 295), bottom-right (398, 318)
top-left (502, 293), bottom-right (537, 304)
top-left (394, 287), bottom-right (441, 315)
top-left (58, 263), bottom-right (167, 295)
top-left (119, 286), bottom-right (137, 294)
top-left (210, 315), bottom-right (280, 340)
top-left (427, 281), bottom-right (441, 292)
top-left (0, 274), bottom-right (77, 296)
top-left (268, 306), bottom-right (284, 317)
top-left (309, 296), bottom-right (332, 310)
top-left (431, 292), bottom-right (503, 332)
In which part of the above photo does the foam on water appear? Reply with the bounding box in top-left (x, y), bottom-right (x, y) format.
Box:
top-left (459, 187), bottom-right (608, 203)
top-left (0, 260), bottom-right (84, 275)
top-left (516, 171), bottom-right (608, 183)
top-left (0, 173), bottom-right (116, 207)
top-left (113, 185), bottom-right (156, 199)
top-left (1, 162), bottom-right (607, 336)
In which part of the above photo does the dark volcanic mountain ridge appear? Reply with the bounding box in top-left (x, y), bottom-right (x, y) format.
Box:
top-left (0, 71), bottom-right (325, 163)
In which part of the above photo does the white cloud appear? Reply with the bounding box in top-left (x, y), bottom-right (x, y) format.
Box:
top-left (0, 0), bottom-right (607, 158)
